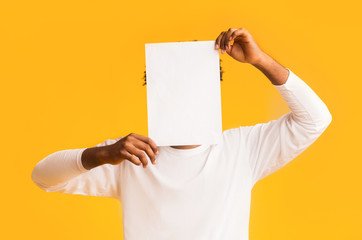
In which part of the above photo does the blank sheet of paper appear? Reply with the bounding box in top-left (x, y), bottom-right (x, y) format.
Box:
top-left (145, 40), bottom-right (222, 146)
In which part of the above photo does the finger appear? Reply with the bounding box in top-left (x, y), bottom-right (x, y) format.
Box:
top-left (215, 32), bottom-right (224, 50)
top-left (133, 140), bottom-right (156, 164)
top-left (225, 28), bottom-right (237, 51)
top-left (219, 32), bottom-right (227, 54)
top-left (122, 150), bottom-right (142, 166)
top-left (229, 28), bottom-right (248, 42)
top-left (128, 145), bottom-right (149, 168)
top-left (130, 133), bottom-right (159, 155)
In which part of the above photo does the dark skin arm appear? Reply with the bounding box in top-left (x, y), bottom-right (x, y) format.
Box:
top-left (215, 27), bottom-right (290, 85)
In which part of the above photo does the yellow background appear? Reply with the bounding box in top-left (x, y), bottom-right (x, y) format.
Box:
top-left (1, 0), bottom-right (361, 239)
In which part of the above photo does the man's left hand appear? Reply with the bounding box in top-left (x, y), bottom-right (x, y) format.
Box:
top-left (215, 28), bottom-right (265, 65)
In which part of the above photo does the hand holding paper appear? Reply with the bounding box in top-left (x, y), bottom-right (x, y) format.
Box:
top-left (215, 28), bottom-right (265, 65)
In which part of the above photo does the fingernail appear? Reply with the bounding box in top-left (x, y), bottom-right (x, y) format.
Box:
top-left (156, 151), bottom-right (159, 155)
top-left (215, 44), bottom-right (219, 49)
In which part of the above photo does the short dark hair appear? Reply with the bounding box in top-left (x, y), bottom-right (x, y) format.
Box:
top-left (142, 59), bottom-right (224, 86)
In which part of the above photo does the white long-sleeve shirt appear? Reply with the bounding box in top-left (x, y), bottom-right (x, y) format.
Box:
top-left (31, 68), bottom-right (332, 240)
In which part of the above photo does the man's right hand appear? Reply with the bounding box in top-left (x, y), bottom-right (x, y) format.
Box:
top-left (105, 133), bottom-right (159, 168)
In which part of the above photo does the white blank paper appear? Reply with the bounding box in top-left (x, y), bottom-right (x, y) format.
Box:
top-left (145, 41), bottom-right (222, 146)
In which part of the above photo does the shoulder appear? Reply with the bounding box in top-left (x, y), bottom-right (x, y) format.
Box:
top-left (222, 125), bottom-right (255, 142)
top-left (221, 126), bottom-right (250, 149)
top-left (221, 122), bottom-right (271, 148)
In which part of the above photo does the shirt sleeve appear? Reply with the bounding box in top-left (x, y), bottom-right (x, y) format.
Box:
top-left (31, 137), bottom-right (123, 199)
top-left (225, 68), bottom-right (332, 186)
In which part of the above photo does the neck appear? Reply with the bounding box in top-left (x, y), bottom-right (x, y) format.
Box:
top-left (170, 145), bottom-right (201, 149)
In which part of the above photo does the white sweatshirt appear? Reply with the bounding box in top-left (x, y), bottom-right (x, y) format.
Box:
top-left (31, 68), bottom-right (332, 240)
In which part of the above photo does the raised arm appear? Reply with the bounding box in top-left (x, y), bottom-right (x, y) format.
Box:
top-left (216, 28), bottom-right (332, 185)
top-left (243, 67), bottom-right (331, 185)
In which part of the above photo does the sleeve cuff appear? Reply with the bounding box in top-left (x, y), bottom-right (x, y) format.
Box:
top-left (76, 148), bottom-right (89, 173)
top-left (272, 68), bottom-right (310, 95)
top-left (272, 68), bottom-right (294, 88)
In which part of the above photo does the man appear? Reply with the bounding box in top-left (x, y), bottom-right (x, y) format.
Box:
top-left (31, 27), bottom-right (332, 239)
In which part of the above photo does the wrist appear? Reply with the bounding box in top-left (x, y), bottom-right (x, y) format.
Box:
top-left (95, 146), bottom-right (113, 165)
top-left (250, 52), bottom-right (289, 85)
top-left (81, 146), bottom-right (109, 170)
top-left (251, 51), bottom-right (270, 68)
